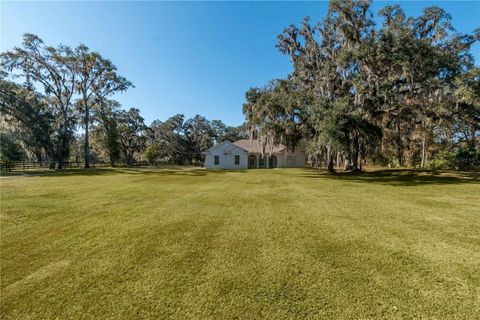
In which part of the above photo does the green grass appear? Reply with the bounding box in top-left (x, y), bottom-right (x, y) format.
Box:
top-left (1, 168), bottom-right (479, 319)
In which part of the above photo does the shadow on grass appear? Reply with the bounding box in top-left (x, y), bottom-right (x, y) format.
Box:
top-left (1, 168), bottom-right (114, 178)
top-left (301, 168), bottom-right (480, 186)
top-left (4, 167), bottom-right (477, 186)
top-left (1, 166), bottom-right (246, 178)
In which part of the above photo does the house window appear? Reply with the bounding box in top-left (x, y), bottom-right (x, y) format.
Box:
top-left (214, 155), bottom-right (219, 165)
top-left (235, 155), bottom-right (240, 165)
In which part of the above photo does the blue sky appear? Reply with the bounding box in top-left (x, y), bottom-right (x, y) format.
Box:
top-left (2, 1), bottom-right (479, 126)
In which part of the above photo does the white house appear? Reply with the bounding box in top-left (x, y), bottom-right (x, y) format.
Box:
top-left (205, 139), bottom-right (305, 169)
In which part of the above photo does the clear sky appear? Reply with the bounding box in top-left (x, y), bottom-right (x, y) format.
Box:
top-left (2, 1), bottom-right (479, 126)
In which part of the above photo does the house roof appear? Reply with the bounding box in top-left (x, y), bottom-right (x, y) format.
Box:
top-left (204, 140), bottom-right (248, 153)
top-left (233, 139), bottom-right (286, 154)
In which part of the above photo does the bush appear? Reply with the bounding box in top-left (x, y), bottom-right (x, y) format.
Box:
top-left (427, 155), bottom-right (453, 170)
top-left (144, 145), bottom-right (163, 165)
top-left (428, 148), bottom-right (480, 170)
top-left (453, 148), bottom-right (480, 170)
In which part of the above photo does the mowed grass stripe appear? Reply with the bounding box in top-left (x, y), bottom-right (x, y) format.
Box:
top-left (1, 168), bottom-right (479, 319)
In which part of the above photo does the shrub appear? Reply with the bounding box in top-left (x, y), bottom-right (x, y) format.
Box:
top-left (144, 145), bottom-right (163, 165)
top-left (428, 148), bottom-right (480, 170)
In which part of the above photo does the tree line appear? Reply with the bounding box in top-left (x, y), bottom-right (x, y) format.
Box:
top-left (243, 1), bottom-right (479, 171)
top-left (145, 114), bottom-right (245, 165)
top-left (2, 1), bottom-right (479, 171)
top-left (0, 34), bottom-right (245, 167)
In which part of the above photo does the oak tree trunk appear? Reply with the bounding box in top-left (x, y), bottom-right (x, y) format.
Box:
top-left (84, 105), bottom-right (90, 168)
top-left (326, 144), bottom-right (335, 173)
top-left (351, 135), bottom-right (360, 171)
top-left (421, 133), bottom-right (426, 168)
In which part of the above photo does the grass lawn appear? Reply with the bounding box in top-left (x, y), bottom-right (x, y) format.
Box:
top-left (1, 168), bottom-right (479, 319)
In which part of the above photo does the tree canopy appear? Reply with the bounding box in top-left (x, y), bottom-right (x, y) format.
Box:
top-left (243, 0), bottom-right (479, 171)
top-left (1, 2), bottom-right (478, 171)
top-left (1, 34), bottom-right (132, 168)
top-left (0, 33), bottom-right (246, 168)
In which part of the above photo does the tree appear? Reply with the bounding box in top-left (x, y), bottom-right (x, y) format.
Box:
top-left (144, 145), bottom-right (163, 165)
top-left (211, 120), bottom-right (227, 143)
top-left (183, 115), bottom-right (214, 165)
top-left (1, 34), bottom-right (134, 169)
top-left (118, 108), bottom-right (147, 165)
top-left (0, 132), bottom-right (24, 162)
top-left (74, 45), bottom-right (132, 168)
top-left (1, 34), bottom-right (77, 169)
top-left (91, 99), bottom-right (122, 166)
top-left (149, 114), bottom-right (186, 164)
top-left (243, 79), bottom-right (307, 157)
top-left (210, 120), bottom-right (246, 143)
top-left (0, 77), bottom-right (55, 164)
top-left (148, 115), bottom-right (242, 165)
top-left (223, 125), bottom-right (248, 142)
top-left (245, 0), bottom-right (480, 171)
top-left (451, 67), bottom-right (480, 150)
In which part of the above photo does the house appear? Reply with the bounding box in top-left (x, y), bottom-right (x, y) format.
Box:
top-left (205, 139), bottom-right (305, 169)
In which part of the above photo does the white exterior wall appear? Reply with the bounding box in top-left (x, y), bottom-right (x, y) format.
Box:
top-left (205, 142), bottom-right (248, 170)
top-left (206, 141), bottom-right (305, 169)
top-left (277, 149), bottom-right (306, 168)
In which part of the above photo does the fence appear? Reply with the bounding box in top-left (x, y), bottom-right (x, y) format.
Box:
top-left (0, 161), bottom-right (110, 173)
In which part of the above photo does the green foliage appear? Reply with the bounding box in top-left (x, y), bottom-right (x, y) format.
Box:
top-left (245, 1), bottom-right (479, 171)
top-left (144, 145), bottom-right (163, 165)
top-left (117, 108), bottom-right (147, 165)
top-left (91, 99), bottom-right (121, 166)
top-left (1, 34), bottom-right (133, 168)
top-left (149, 115), bottom-right (246, 166)
top-left (428, 148), bottom-right (480, 170)
top-left (2, 4), bottom-right (478, 171)
top-left (1, 34), bottom-right (78, 168)
top-left (74, 44), bottom-right (133, 167)
top-left (184, 115), bottom-right (215, 163)
top-left (0, 132), bottom-right (24, 162)
top-left (427, 152), bottom-right (454, 170)
top-left (0, 78), bottom-right (55, 162)
top-left (243, 80), bottom-right (306, 151)
top-left (1, 33), bottom-right (247, 168)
